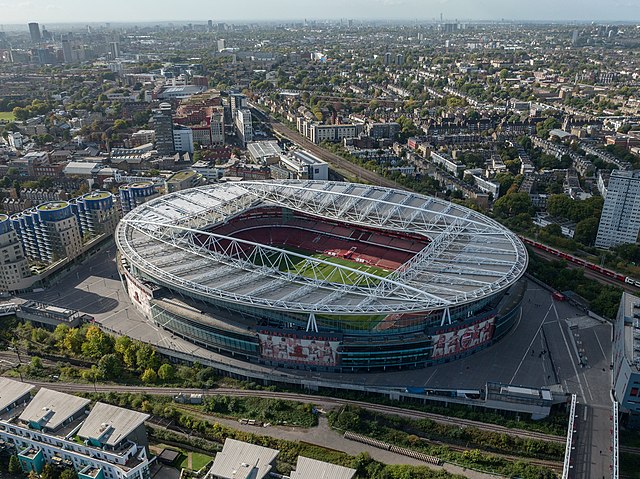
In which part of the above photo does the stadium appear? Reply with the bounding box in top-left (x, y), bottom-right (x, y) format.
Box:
top-left (116, 180), bottom-right (528, 373)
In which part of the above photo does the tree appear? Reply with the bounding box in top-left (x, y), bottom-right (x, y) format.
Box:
top-left (493, 192), bottom-right (533, 218)
top-left (136, 343), bottom-right (160, 371)
top-left (63, 328), bottom-right (84, 354)
top-left (157, 363), bottom-right (175, 382)
top-left (41, 463), bottom-right (58, 479)
top-left (60, 469), bottom-right (78, 479)
top-left (98, 354), bottom-right (123, 380)
top-left (8, 455), bottom-right (20, 474)
top-left (82, 325), bottom-right (114, 359)
top-left (141, 368), bottom-right (158, 384)
top-left (574, 217), bottom-right (599, 246)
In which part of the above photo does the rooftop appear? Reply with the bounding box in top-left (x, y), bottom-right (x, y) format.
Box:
top-left (19, 388), bottom-right (90, 432)
top-left (37, 202), bottom-right (69, 211)
top-left (167, 169), bottom-right (198, 183)
top-left (290, 456), bottom-right (356, 479)
top-left (207, 438), bottom-right (278, 479)
top-left (82, 191), bottom-right (112, 201)
top-left (0, 378), bottom-right (34, 413)
top-left (77, 402), bottom-right (149, 447)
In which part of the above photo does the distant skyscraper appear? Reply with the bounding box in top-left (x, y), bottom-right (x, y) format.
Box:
top-left (595, 170), bottom-right (640, 249)
top-left (217, 38), bottom-right (226, 52)
top-left (28, 22), bottom-right (41, 43)
top-left (208, 19), bottom-right (213, 30)
top-left (384, 52), bottom-right (392, 65)
top-left (109, 41), bottom-right (120, 59)
top-left (61, 37), bottom-right (73, 63)
top-left (396, 54), bottom-right (404, 66)
top-left (571, 29), bottom-right (580, 46)
top-left (153, 103), bottom-right (175, 156)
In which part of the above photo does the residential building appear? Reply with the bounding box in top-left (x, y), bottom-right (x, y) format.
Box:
top-left (308, 123), bottom-right (362, 144)
top-left (229, 93), bottom-right (247, 119)
top-left (0, 379), bottom-right (151, 479)
top-left (0, 214), bottom-right (32, 291)
top-left (207, 438), bottom-right (278, 479)
top-left (11, 202), bottom-right (83, 264)
top-left (172, 125), bottom-right (194, 154)
top-left (130, 130), bottom-right (155, 148)
top-left (206, 439), bottom-right (355, 479)
top-left (430, 151), bottom-right (465, 175)
top-left (152, 103), bottom-right (175, 156)
top-left (366, 122), bottom-right (400, 140)
top-left (290, 457), bottom-right (356, 479)
top-left (71, 191), bottom-right (119, 239)
top-left (613, 293), bottom-right (640, 428)
top-left (235, 109), bottom-right (253, 147)
top-left (119, 182), bottom-right (159, 216)
top-left (210, 109), bottom-right (225, 146)
top-left (164, 169), bottom-right (206, 193)
top-left (595, 170), bottom-right (640, 249)
top-left (109, 41), bottom-right (120, 59)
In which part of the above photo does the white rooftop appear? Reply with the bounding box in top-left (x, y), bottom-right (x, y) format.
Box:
top-left (291, 456), bottom-right (356, 479)
top-left (77, 402), bottom-right (150, 447)
top-left (19, 388), bottom-right (90, 431)
top-left (207, 438), bottom-right (278, 479)
top-left (0, 378), bottom-right (34, 412)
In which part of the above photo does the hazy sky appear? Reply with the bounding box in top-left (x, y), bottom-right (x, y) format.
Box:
top-left (1, 0), bottom-right (639, 24)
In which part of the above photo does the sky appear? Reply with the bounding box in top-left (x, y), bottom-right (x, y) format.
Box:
top-left (1, 0), bottom-right (639, 25)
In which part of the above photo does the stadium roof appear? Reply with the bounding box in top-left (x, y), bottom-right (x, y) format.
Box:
top-left (117, 180), bottom-right (527, 315)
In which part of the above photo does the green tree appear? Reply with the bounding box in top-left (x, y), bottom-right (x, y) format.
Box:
top-left (157, 363), bottom-right (175, 382)
top-left (141, 368), bottom-right (158, 384)
top-left (493, 192), bottom-right (533, 218)
top-left (41, 463), bottom-right (58, 479)
top-left (8, 455), bottom-right (20, 474)
top-left (98, 354), bottom-right (123, 380)
top-left (136, 343), bottom-right (160, 371)
top-left (574, 217), bottom-right (599, 246)
top-left (63, 328), bottom-right (84, 354)
top-left (60, 469), bottom-right (78, 479)
top-left (82, 325), bottom-right (114, 359)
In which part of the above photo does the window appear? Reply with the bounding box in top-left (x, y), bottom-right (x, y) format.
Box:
top-left (631, 387), bottom-right (639, 397)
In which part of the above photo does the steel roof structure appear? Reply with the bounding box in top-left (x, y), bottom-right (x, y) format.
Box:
top-left (116, 180), bottom-right (527, 315)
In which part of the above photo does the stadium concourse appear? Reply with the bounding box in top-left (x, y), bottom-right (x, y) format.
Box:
top-left (116, 180), bottom-right (528, 373)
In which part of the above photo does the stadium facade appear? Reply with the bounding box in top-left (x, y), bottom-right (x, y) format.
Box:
top-left (116, 180), bottom-right (528, 373)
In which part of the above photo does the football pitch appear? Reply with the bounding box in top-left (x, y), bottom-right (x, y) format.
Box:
top-left (252, 247), bottom-right (392, 286)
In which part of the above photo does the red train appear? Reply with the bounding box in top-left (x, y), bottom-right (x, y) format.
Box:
top-left (520, 236), bottom-right (640, 288)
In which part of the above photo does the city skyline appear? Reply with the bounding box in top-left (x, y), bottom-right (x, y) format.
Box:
top-left (1, 0), bottom-right (640, 25)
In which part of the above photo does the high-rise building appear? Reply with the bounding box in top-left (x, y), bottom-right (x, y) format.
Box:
top-left (28, 22), bottom-right (41, 43)
top-left (396, 53), bottom-right (404, 65)
top-left (10, 202), bottom-right (83, 264)
top-left (152, 102), bottom-right (175, 155)
top-left (109, 41), bottom-right (120, 59)
top-left (595, 170), bottom-right (640, 249)
top-left (229, 93), bottom-right (247, 119)
top-left (172, 125), bottom-right (194, 154)
top-left (71, 191), bottom-right (119, 239)
top-left (383, 52), bottom-right (392, 65)
top-left (210, 108), bottom-right (225, 145)
top-left (61, 37), bottom-right (73, 63)
top-left (0, 215), bottom-right (32, 291)
top-left (217, 38), bottom-right (226, 52)
top-left (235, 109), bottom-right (253, 147)
top-left (208, 19), bottom-right (213, 30)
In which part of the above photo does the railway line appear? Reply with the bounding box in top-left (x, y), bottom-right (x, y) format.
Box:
top-left (251, 106), bottom-right (408, 191)
top-left (24, 380), bottom-right (564, 445)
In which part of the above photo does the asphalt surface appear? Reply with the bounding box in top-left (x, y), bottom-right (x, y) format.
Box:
top-left (7, 244), bottom-right (615, 477)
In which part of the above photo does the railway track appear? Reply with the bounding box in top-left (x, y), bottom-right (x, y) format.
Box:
top-left (25, 380), bottom-right (564, 445)
top-left (255, 109), bottom-right (408, 191)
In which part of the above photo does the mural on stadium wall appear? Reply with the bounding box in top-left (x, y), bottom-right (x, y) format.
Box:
top-left (430, 317), bottom-right (496, 360)
top-left (258, 329), bottom-right (341, 367)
